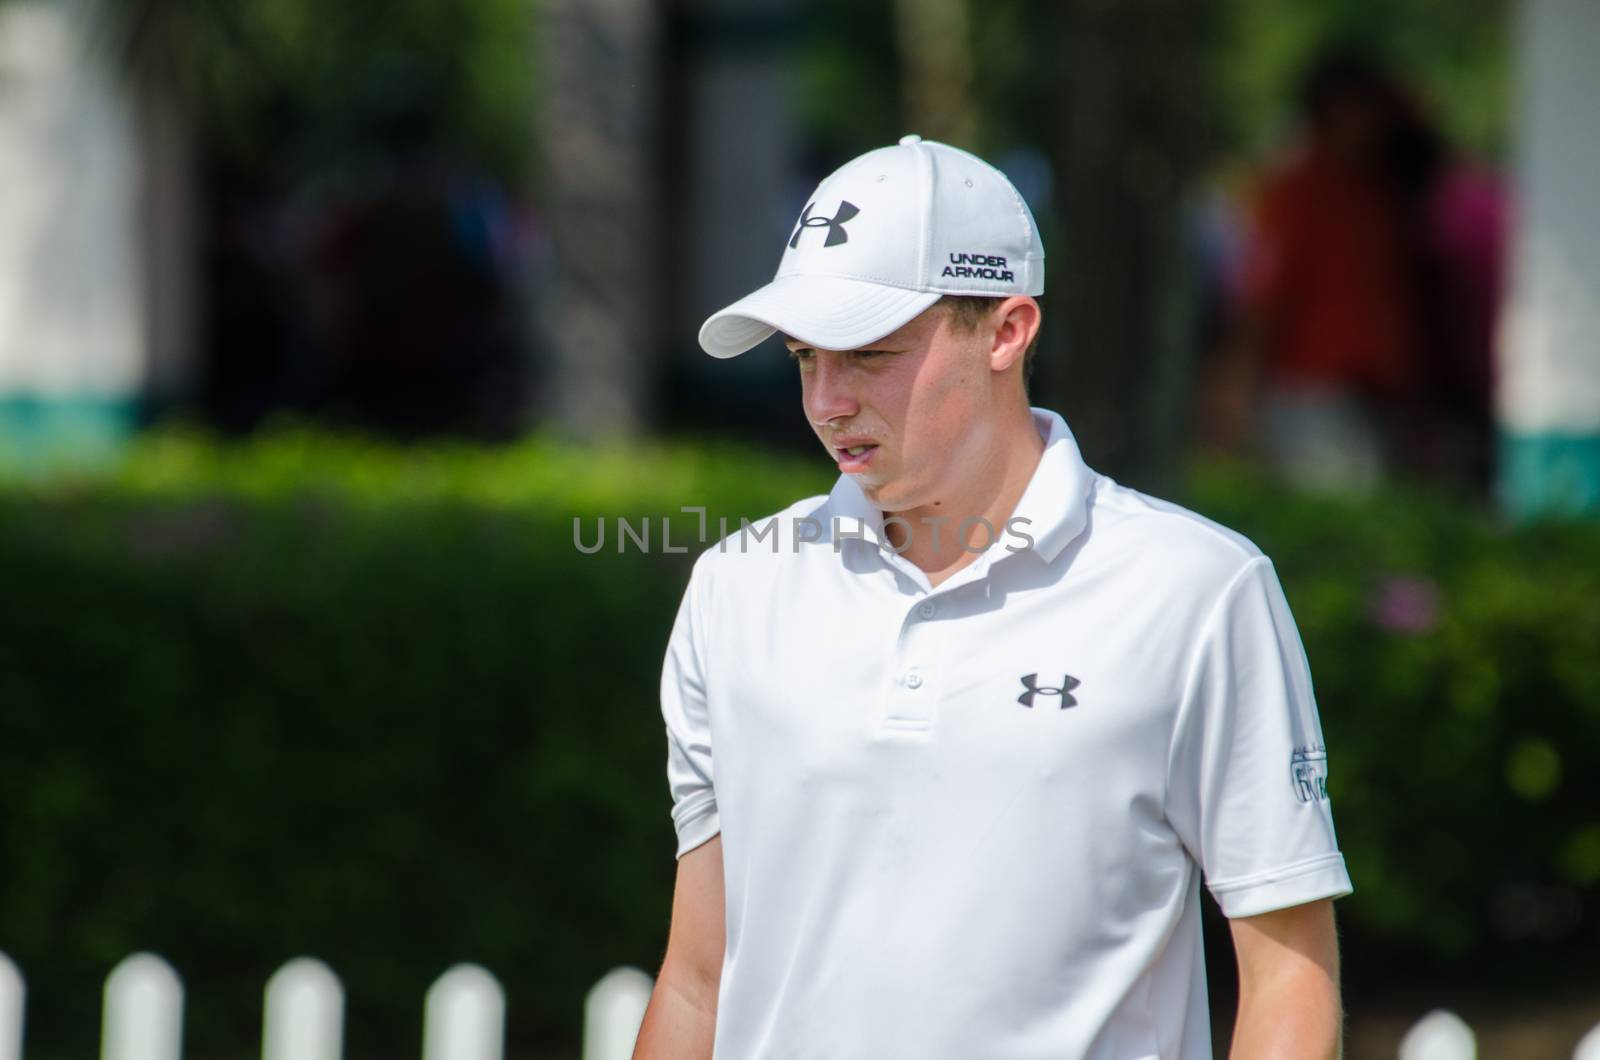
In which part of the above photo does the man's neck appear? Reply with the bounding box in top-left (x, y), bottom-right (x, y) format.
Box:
top-left (887, 408), bottom-right (1047, 588)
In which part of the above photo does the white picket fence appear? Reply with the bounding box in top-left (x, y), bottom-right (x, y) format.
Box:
top-left (1397, 1008), bottom-right (1600, 1060)
top-left (7, 953), bottom-right (1600, 1060)
top-left (0, 952), bottom-right (656, 1060)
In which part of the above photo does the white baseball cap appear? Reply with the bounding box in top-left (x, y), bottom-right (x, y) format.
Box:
top-left (698, 134), bottom-right (1045, 359)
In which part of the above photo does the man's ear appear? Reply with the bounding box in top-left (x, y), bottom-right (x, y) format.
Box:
top-left (988, 296), bottom-right (1041, 374)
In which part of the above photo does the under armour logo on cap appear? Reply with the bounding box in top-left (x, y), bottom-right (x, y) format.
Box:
top-left (1018, 673), bottom-right (1080, 708)
top-left (789, 199), bottom-right (860, 249)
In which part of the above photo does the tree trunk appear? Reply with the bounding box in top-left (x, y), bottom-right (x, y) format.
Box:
top-left (540, 0), bottom-right (664, 440)
top-left (892, 0), bottom-right (980, 145)
top-left (136, 72), bottom-right (201, 417)
top-left (1041, 0), bottom-right (1211, 491)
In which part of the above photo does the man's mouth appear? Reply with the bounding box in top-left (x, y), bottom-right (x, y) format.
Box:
top-left (832, 443), bottom-right (878, 471)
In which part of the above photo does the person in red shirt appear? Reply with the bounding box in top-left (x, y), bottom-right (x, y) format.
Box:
top-left (1239, 47), bottom-right (1428, 490)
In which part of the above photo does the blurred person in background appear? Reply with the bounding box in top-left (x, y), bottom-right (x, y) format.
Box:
top-left (1236, 46), bottom-right (1419, 493)
top-left (298, 89), bottom-right (533, 440)
top-left (1227, 44), bottom-right (1505, 496)
top-left (202, 72), bottom-right (536, 440)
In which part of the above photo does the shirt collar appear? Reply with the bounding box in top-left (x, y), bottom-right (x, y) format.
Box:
top-left (825, 406), bottom-right (1098, 565)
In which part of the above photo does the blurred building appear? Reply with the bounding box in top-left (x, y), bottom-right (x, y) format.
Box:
top-left (0, 0), bottom-right (147, 471)
top-left (1497, 0), bottom-right (1600, 518)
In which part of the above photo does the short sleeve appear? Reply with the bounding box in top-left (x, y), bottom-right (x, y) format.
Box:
top-left (661, 558), bottom-right (721, 859)
top-left (1166, 555), bottom-right (1354, 918)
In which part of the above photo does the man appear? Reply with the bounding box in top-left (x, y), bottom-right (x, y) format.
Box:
top-left (635, 135), bottom-right (1351, 1059)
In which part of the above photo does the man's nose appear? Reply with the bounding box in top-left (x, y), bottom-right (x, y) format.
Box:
top-left (803, 353), bottom-right (860, 425)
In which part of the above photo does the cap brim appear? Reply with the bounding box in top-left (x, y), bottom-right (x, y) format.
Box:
top-left (698, 275), bottom-right (943, 359)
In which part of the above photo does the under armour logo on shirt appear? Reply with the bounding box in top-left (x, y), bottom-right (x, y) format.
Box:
top-left (789, 200), bottom-right (860, 249)
top-left (1018, 673), bottom-right (1080, 708)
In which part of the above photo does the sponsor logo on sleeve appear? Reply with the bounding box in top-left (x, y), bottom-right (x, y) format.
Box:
top-left (1290, 745), bottom-right (1330, 803)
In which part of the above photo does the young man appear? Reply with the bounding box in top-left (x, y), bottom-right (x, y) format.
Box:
top-left (635, 135), bottom-right (1352, 1059)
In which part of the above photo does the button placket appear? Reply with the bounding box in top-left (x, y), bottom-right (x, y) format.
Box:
top-left (880, 596), bottom-right (945, 732)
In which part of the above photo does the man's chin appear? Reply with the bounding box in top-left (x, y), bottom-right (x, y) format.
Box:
top-left (857, 476), bottom-right (912, 509)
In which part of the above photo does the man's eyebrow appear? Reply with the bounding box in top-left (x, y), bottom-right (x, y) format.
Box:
top-left (782, 341), bottom-right (899, 354)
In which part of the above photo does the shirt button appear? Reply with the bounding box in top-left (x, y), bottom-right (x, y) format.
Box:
top-left (905, 673), bottom-right (924, 689)
top-left (918, 602), bottom-right (937, 619)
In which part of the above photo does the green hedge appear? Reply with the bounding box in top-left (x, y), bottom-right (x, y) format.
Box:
top-left (0, 431), bottom-right (1596, 1056)
top-left (0, 429), bottom-right (833, 1059)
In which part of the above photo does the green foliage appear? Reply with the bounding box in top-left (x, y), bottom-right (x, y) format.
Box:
top-left (1, 432), bottom-right (1595, 1055)
top-left (797, 0), bottom-right (1510, 165)
top-left (1205, 0), bottom-right (1512, 158)
top-left (793, 0), bottom-right (903, 162)
top-left (89, 0), bottom-right (537, 179)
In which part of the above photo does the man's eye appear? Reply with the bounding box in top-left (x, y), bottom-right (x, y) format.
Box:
top-left (785, 348), bottom-right (887, 364)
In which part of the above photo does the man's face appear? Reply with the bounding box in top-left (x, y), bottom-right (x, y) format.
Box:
top-left (785, 305), bottom-right (993, 512)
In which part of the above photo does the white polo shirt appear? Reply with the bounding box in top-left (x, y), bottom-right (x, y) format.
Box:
top-left (660, 406), bottom-right (1352, 1059)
